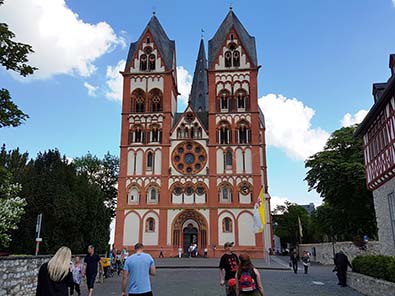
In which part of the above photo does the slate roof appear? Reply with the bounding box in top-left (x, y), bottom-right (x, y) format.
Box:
top-left (125, 15), bottom-right (175, 72)
top-left (190, 39), bottom-right (208, 112)
top-left (208, 9), bottom-right (257, 69)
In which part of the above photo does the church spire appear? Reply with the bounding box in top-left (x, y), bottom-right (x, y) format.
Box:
top-left (190, 38), bottom-right (208, 112)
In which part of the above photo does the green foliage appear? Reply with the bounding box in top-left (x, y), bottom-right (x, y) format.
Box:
top-left (352, 255), bottom-right (395, 283)
top-left (0, 167), bottom-right (26, 248)
top-left (0, 146), bottom-right (116, 254)
top-left (0, 0), bottom-right (37, 128)
top-left (305, 126), bottom-right (377, 241)
top-left (272, 201), bottom-right (311, 246)
top-left (74, 152), bottom-right (119, 217)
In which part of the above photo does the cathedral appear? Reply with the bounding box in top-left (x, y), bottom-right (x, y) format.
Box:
top-left (114, 9), bottom-right (272, 258)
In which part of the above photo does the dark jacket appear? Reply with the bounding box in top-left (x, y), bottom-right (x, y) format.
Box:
top-left (36, 262), bottom-right (73, 296)
top-left (334, 252), bottom-right (352, 271)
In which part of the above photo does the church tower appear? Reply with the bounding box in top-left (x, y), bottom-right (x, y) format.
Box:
top-left (115, 10), bottom-right (272, 258)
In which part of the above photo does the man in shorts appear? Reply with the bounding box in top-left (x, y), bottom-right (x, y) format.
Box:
top-left (219, 242), bottom-right (239, 296)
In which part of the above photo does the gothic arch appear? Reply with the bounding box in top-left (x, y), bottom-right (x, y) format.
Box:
top-left (171, 210), bottom-right (208, 248)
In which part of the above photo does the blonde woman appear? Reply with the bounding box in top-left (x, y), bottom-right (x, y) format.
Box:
top-left (36, 246), bottom-right (73, 296)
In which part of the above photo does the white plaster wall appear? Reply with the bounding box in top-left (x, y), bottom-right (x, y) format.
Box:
top-left (147, 76), bottom-right (163, 91)
top-left (135, 150), bottom-right (143, 175)
top-left (217, 149), bottom-right (224, 174)
top-left (245, 149), bottom-right (252, 173)
top-left (172, 194), bottom-right (182, 204)
top-left (215, 43), bottom-right (250, 70)
top-left (130, 78), bottom-right (145, 92)
top-left (154, 150), bottom-right (161, 175)
top-left (123, 211), bottom-right (140, 246)
top-left (127, 150), bottom-right (135, 175)
top-left (142, 214), bottom-right (159, 246)
top-left (239, 193), bottom-right (251, 204)
top-left (236, 149), bottom-right (243, 173)
top-left (128, 187), bottom-right (139, 204)
top-left (184, 194), bottom-right (194, 204)
top-left (238, 212), bottom-right (255, 246)
top-left (196, 194), bottom-right (206, 204)
top-left (218, 212), bottom-right (235, 246)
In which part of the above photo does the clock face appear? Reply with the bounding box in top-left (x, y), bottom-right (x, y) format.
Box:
top-left (172, 141), bottom-right (207, 174)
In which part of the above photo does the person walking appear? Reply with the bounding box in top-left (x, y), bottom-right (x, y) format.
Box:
top-left (178, 247), bottom-right (183, 258)
top-left (36, 246), bottom-right (73, 296)
top-left (334, 251), bottom-right (352, 287)
top-left (219, 242), bottom-right (239, 296)
top-left (290, 249), bottom-right (299, 274)
top-left (159, 246), bottom-right (164, 258)
top-left (301, 251), bottom-right (310, 274)
top-left (122, 242), bottom-right (156, 296)
top-left (235, 254), bottom-right (265, 296)
top-left (70, 256), bottom-right (83, 296)
top-left (84, 245), bottom-right (101, 296)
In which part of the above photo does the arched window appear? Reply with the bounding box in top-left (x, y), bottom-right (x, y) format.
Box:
top-left (220, 184), bottom-right (232, 203)
top-left (236, 89), bottom-right (246, 109)
top-left (146, 218), bottom-right (155, 232)
top-left (177, 127), bottom-right (182, 139)
top-left (135, 128), bottom-right (142, 143)
top-left (149, 54), bottom-right (156, 70)
top-left (223, 218), bottom-right (232, 232)
top-left (238, 121), bottom-right (250, 144)
top-left (225, 51), bottom-right (232, 67)
top-left (131, 89), bottom-right (145, 113)
top-left (220, 92), bottom-right (229, 110)
top-left (151, 127), bottom-right (159, 142)
top-left (140, 54), bottom-right (147, 71)
top-left (128, 186), bottom-right (140, 204)
top-left (225, 150), bottom-right (232, 169)
top-left (147, 186), bottom-right (159, 203)
top-left (136, 96), bottom-right (145, 113)
top-left (151, 188), bottom-right (156, 200)
top-left (218, 121), bottom-right (231, 144)
top-left (233, 50), bottom-right (240, 67)
top-left (147, 152), bottom-right (153, 170)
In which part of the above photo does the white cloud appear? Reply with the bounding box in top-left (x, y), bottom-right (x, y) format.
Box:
top-left (258, 93), bottom-right (330, 160)
top-left (83, 82), bottom-right (98, 97)
top-left (105, 60), bottom-right (125, 101)
top-left (176, 66), bottom-right (192, 108)
top-left (341, 109), bottom-right (368, 127)
top-left (270, 196), bottom-right (288, 211)
top-left (393, 0), bottom-right (395, 7)
top-left (0, 0), bottom-right (124, 79)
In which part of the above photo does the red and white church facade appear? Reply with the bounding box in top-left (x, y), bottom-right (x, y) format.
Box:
top-left (114, 10), bottom-right (272, 257)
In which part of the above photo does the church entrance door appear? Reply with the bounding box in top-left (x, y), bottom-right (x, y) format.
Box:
top-left (183, 223), bottom-right (198, 254)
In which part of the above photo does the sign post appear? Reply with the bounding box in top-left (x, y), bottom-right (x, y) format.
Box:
top-left (35, 213), bottom-right (42, 256)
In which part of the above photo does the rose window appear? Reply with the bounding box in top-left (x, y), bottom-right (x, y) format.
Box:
top-left (172, 141), bottom-right (207, 174)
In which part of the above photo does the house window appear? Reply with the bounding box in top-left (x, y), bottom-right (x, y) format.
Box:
top-left (136, 96), bottom-right (145, 113)
top-left (388, 192), bottom-right (395, 247)
top-left (225, 51), bottom-right (232, 67)
top-left (220, 185), bottom-right (232, 203)
top-left (150, 188), bottom-right (156, 201)
top-left (233, 50), bottom-right (240, 67)
top-left (152, 128), bottom-right (159, 142)
top-left (147, 152), bottom-right (153, 170)
top-left (146, 218), bottom-right (155, 232)
top-left (220, 127), bottom-right (229, 144)
top-left (221, 93), bottom-right (228, 110)
top-left (135, 128), bottom-right (143, 143)
top-left (223, 218), bottom-right (232, 232)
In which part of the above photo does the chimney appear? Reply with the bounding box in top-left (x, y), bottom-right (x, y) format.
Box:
top-left (372, 83), bottom-right (387, 103)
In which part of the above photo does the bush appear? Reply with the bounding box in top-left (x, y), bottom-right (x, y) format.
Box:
top-left (352, 255), bottom-right (395, 283)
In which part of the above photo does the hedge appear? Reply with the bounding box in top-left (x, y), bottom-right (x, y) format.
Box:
top-left (352, 255), bottom-right (395, 283)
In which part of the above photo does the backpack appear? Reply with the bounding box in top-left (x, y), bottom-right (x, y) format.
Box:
top-left (239, 269), bottom-right (257, 292)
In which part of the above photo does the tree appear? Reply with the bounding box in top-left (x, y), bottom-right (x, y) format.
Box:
top-left (305, 125), bottom-right (377, 241)
top-left (74, 152), bottom-right (119, 217)
top-left (0, 167), bottom-right (26, 248)
top-left (7, 149), bottom-right (112, 254)
top-left (272, 201), bottom-right (311, 247)
top-left (0, 0), bottom-right (37, 127)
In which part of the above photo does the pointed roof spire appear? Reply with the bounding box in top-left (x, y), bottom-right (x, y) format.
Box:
top-left (125, 15), bottom-right (175, 71)
top-left (190, 39), bottom-right (208, 112)
top-left (208, 10), bottom-right (257, 68)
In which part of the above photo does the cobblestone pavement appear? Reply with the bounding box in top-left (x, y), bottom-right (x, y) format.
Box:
top-left (80, 257), bottom-right (363, 296)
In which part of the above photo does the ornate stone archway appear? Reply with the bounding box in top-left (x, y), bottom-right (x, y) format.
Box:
top-left (171, 210), bottom-right (208, 250)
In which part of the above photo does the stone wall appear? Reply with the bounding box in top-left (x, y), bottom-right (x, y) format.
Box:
top-left (348, 271), bottom-right (395, 296)
top-left (299, 241), bottom-right (382, 265)
top-left (0, 255), bottom-right (50, 296)
top-left (372, 177), bottom-right (395, 256)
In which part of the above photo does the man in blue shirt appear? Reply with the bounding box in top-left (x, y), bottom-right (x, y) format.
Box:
top-left (122, 243), bottom-right (156, 296)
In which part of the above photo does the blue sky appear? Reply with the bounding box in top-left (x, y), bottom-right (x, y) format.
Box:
top-left (1, 0), bottom-right (395, 209)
